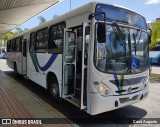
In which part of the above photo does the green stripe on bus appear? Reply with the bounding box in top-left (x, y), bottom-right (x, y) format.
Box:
top-left (120, 75), bottom-right (124, 93)
top-left (29, 53), bottom-right (39, 72)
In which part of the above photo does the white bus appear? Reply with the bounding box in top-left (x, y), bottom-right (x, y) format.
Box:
top-left (7, 2), bottom-right (151, 115)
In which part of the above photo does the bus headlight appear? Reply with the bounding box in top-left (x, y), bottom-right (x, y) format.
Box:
top-left (97, 83), bottom-right (112, 96)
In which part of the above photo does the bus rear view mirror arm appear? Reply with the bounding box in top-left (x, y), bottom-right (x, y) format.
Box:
top-left (147, 27), bottom-right (152, 44)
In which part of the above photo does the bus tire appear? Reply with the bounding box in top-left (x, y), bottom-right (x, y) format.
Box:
top-left (48, 75), bottom-right (60, 100)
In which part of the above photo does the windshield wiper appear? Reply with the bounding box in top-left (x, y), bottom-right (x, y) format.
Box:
top-left (133, 29), bottom-right (142, 55)
top-left (112, 21), bottom-right (126, 45)
top-left (112, 21), bottom-right (127, 56)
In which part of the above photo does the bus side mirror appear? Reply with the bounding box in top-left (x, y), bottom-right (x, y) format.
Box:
top-left (97, 23), bottom-right (106, 43)
top-left (147, 27), bottom-right (152, 44)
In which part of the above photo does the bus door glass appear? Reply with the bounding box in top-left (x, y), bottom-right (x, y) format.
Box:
top-left (81, 23), bottom-right (90, 109)
top-left (62, 29), bottom-right (76, 98)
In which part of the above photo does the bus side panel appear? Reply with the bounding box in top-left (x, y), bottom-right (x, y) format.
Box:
top-left (6, 52), bottom-right (15, 69)
top-left (27, 52), bottom-right (62, 89)
top-left (15, 52), bottom-right (23, 75)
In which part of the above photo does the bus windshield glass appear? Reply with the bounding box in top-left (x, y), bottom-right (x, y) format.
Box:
top-left (95, 24), bottom-right (149, 74)
top-left (95, 4), bottom-right (147, 29)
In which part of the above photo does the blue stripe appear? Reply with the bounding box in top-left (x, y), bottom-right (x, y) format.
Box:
top-left (114, 74), bottom-right (120, 91)
top-left (34, 53), bottom-right (58, 72)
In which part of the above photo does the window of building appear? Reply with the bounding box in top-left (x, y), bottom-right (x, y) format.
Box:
top-left (15, 37), bottom-right (22, 52)
top-left (35, 28), bottom-right (48, 53)
top-left (48, 22), bottom-right (66, 53)
top-left (30, 32), bottom-right (36, 53)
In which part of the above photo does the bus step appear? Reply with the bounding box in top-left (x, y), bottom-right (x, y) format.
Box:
top-left (65, 97), bottom-right (80, 108)
top-left (24, 75), bottom-right (28, 79)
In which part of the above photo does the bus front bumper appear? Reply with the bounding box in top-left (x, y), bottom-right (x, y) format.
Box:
top-left (89, 88), bottom-right (148, 115)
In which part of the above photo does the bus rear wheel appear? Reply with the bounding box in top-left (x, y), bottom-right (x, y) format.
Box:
top-left (48, 76), bottom-right (60, 99)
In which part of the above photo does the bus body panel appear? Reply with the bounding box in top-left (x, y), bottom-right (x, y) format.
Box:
top-left (89, 86), bottom-right (148, 115)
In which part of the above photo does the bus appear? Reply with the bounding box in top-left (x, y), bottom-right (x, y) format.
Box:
top-left (0, 47), bottom-right (7, 59)
top-left (149, 44), bottom-right (160, 65)
top-left (6, 2), bottom-right (151, 115)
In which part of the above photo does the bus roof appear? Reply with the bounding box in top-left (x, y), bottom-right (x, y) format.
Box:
top-left (8, 2), bottom-right (144, 40)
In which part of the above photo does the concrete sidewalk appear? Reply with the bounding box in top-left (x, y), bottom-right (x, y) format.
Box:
top-left (0, 68), bottom-right (76, 127)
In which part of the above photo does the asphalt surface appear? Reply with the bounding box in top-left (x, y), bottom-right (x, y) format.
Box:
top-left (0, 59), bottom-right (160, 127)
top-left (150, 64), bottom-right (160, 74)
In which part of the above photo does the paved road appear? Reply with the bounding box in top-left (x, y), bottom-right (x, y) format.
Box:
top-left (0, 59), bottom-right (160, 127)
top-left (150, 64), bottom-right (160, 74)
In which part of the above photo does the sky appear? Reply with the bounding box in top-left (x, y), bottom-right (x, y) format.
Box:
top-left (14, 0), bottom-right (160, 31)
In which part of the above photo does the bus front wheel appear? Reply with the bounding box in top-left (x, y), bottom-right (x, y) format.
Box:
top-left (48, 76), bottom-right (60, 99)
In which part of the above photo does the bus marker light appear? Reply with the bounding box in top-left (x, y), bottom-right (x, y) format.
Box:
top-left (105, 90), bottom-right (109, 95)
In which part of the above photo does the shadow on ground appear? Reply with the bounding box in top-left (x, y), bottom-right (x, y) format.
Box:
top-left (4, 71), bottom-right (147, 126)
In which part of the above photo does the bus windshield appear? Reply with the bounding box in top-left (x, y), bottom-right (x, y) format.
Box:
top-left (95, 24), bottom-right (149, 74)
top-left (95, 4), bottom-right (147, 29)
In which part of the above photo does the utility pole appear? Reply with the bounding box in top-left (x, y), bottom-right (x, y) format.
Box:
top-left (70, 0), bottom-right (71, 11)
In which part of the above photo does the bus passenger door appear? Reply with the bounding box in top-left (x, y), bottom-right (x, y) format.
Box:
top-left (81, 23), bottom-right (90, 109)
top-left (22, 39), bottom-right (27, 75)
top-left (62, 29), bottom-right (76, 98)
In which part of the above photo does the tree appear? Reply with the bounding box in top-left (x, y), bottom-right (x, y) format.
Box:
top-left (0, 32), bottom-right (15, 46)
top-left (38, 16), bottom-right (46, 25)
top-left (53, 15), bottom-right (58, 19)
top-left (14, 27), bottom-right (24, 35)
top-left (150, 20), bottom-right (160, 48)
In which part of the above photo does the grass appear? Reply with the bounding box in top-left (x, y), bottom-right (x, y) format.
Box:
top-left (150, 74), bottom-right (160, 81)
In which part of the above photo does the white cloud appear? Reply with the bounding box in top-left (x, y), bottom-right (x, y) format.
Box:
top-left (146, 0), bottom-right (160, 4)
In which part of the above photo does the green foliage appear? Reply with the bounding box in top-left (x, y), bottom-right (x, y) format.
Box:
top-left (0, 27), bottom-right (25, 46)
top-left (150, 20), bottom-right (160, 48)
top-left (0, 32), bottom-right (14, 41)
top-left (2, 41), bottom-right (7, 46)
top-left (14, 27), bottom-right (24, 34)
top-left (38, 16), bottom-right (46, 25)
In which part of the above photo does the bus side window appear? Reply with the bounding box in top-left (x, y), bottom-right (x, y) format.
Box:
top-left (11, 39), bottom-right (16, 52)
top-left (48, 22), bottom-right (66, 54)
top-left (7, 41), bottom-right (11, 52)
top-left (15, 37), bottom-right (22, 52)
top-left (30, 32), bottom-right (36, 53)
top-left (35, 28), bottom-right (48, 53)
